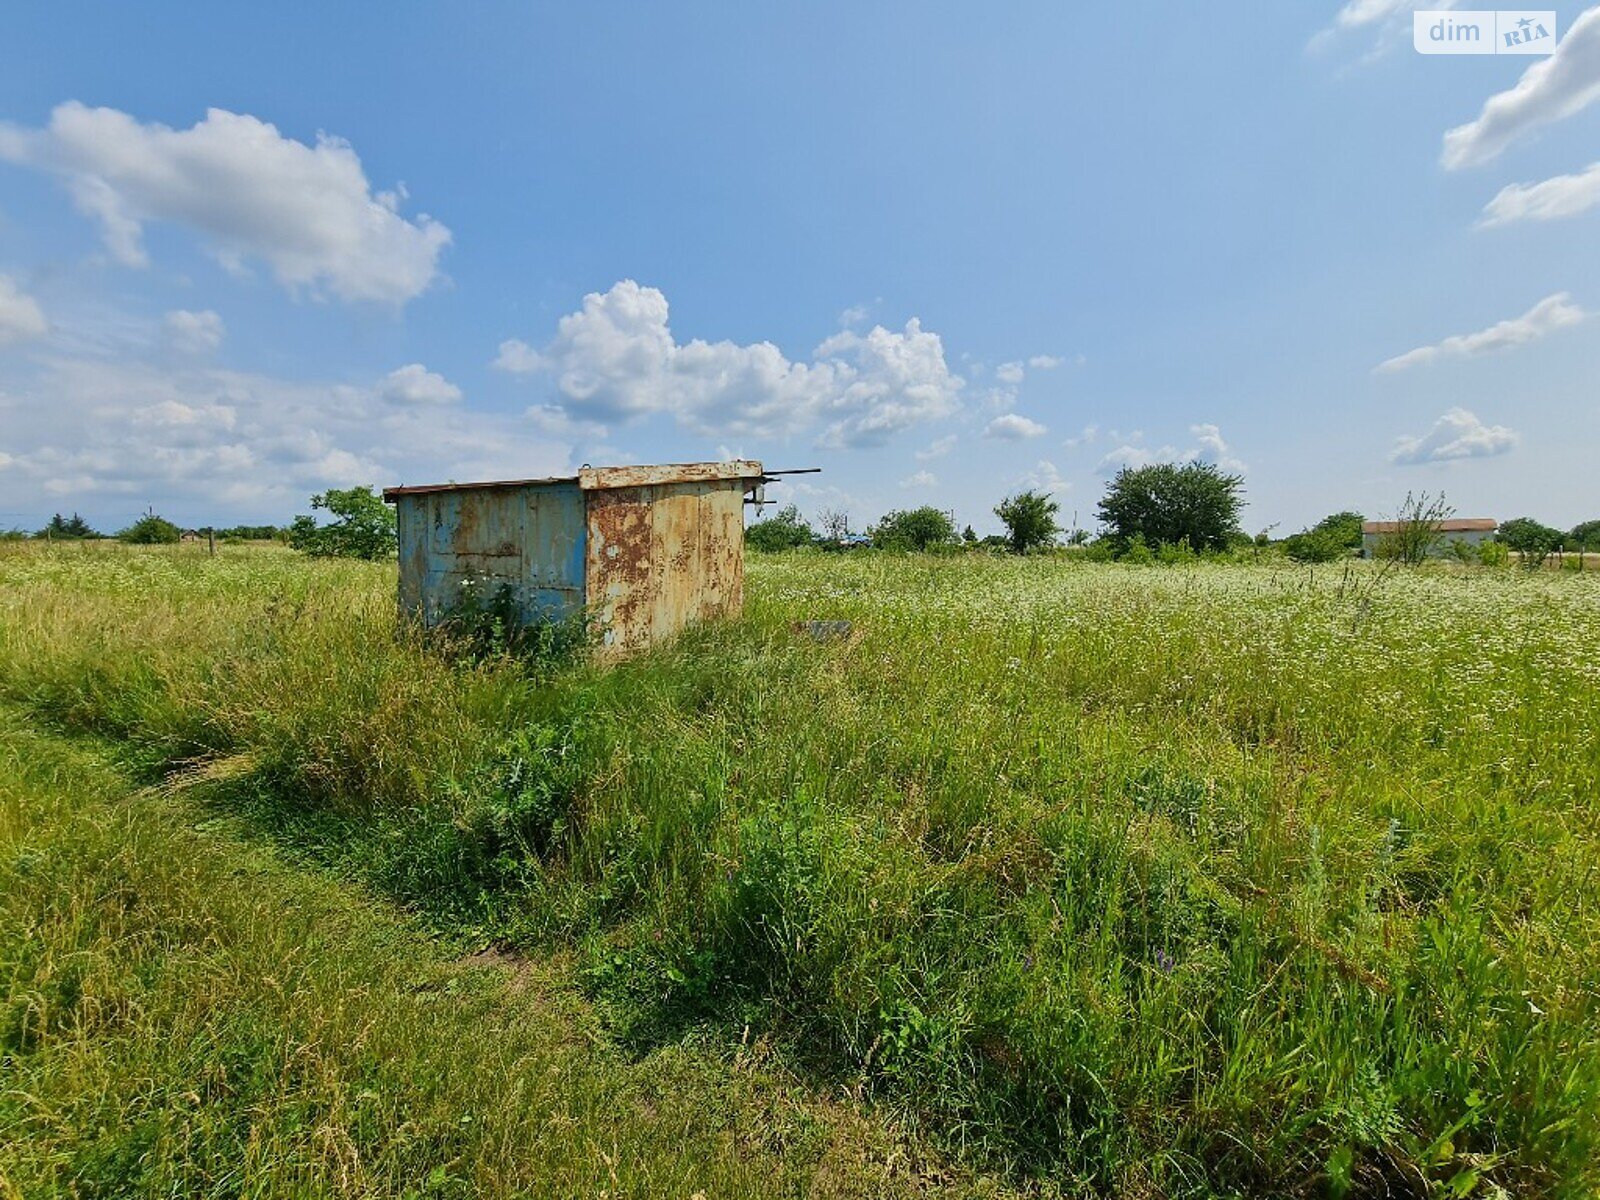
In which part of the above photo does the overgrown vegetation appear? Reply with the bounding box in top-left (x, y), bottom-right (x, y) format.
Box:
top-left (871, 506), bottom-right (956, 551)
top-left (993, 489), bottom-right (1060, 554)
top-left (0, 713), bottom-right (1000, 1199)
top-left (2, 541), bottom-right (1597, 1197)
top-left (1096, 461), bottom-right (1244, 554)
top-left (1284, 511), bottom-right (1364, 563)
top-left (117, 509), bottom-right (181, 545)
top-left (288, 484), bottom-right (397, 559)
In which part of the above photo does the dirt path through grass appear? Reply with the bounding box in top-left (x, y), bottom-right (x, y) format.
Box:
top-left (0, 713), bottom-right (1015, 1199)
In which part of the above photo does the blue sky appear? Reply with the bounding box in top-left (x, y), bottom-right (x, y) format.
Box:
top-left (1, 3), bottom-right (1598, 535)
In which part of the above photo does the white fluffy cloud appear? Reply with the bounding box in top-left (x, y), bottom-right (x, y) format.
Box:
top-left (0, 103), bottom-right (450, 304)
top-left (899, 469), bottom-right (937, 488)
top-left (1020, 459), bottom-right (1070, 494)
top-left (1027, 354), bottom-right (1063, 370)
top-left (916, 433), bottom-right (958, 460)
top-left (163, 309), bottom-right (224, 354)
top-left (995, 361), bottom-right (1025, 384)
top-left (0, 275), bottom-right (47, 345)
top-left (1095, 423), bottom-right (1244, 475)
top-left (495, 280), bottom-right (963, 448)
top-left (1310, 0), bottom-right (1456, 55)
top-left (1480, 162), bottom-right (1600, 225)
top-left (1442, 6), bottom-right (1600, 169)
top-left (0, 351), bottom-right (562, 523)
top-left (1376, 292), bottom-right (1585, 371)
top-left (380, 363), bottom-right (462, 406)
top-left (1391, 407), bottom-right (1519, 464)
top-left (983, 412), bottom-right (1047, 440)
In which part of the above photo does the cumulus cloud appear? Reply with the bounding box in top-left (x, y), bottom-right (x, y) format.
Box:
top-left (899, 469), bottom-right (937, 488)
top-left (163, 309), bottom-right (224, 354)
top-left (995, 361), bottom-right (1025, 384)
top-left (1310, 0), bottom-right (1456, 56)
top-left (1189, 422), bottom-right (1247, 472)
top-left (1442, 6), bottom-right (1600, 169)
top-left (495, 279), bottom-right (963, 448)
top-left (1064, 423), bottom-right (1099, 448)
top-left (0, 103), bottom-right (450, 304)
top-left (1376, 292), bottom-right (1585, 371)
top-left (1097, 442), bottom-right (1175, 474)
top-left (380, 363), bottom-right (462, 406)
top-left (1480, 162), bottom-right (1600, 225)
top-left (1021, 459), bottom-right (1070, 493)
top-left (1094, 423), bottom-right (1244, 475)
top-left (1390, 407), bottom-right (1519, 464)
top-left (0, 275), bottom-right (47, 345)
top-left (0, 352), bottom-right (563, 521)
top-left (1027, 354), bottom-right (1063, 370)
top-left (984, 412), bottom-right (1047, 440)
top-left (916, 433), bottom-right (958, 460)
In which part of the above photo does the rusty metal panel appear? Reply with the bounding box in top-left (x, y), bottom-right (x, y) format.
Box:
top-left (394, 483), bottom-right (585, 627)
top-left (578, 461), bottom-right (762, 491)
top-left (584, 479), bottom-right (749, 656)
top-left (392, 461), bottom-right (757, 652)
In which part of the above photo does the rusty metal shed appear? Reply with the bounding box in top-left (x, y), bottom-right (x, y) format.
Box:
top-left (383, 461), bottom-right (767, 656)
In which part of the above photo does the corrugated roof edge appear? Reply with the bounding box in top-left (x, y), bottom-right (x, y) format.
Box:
top-left (382, 461), bottom-right (766, 502)
top-left (382, 475), bottom-right (577, 500)
top-left (578, 461), bottom-right (763, 490)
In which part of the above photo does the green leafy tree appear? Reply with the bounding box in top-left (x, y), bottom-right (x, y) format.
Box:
top-left (288, 486), bottom-right (397, 559)
top-left (118, 510), bottom-right (181, 544)
top-left (217, 524), bottom-right (283, 541)
top-left (1283, 512), bottom-right (1362, 564)
top-left (744, 504), bottom-right (814, 552)
top-left (993, 489), bottom-right (1061, 554)
top-left (1312, 511), bottom-right (1364, 549)
top-left (1498, 517), bottom-right (1564, 570)
top-left (37, 512), bottom-right (102, 539)
top-left (870, 506), bottom-right (955, 551)
top-left (1095, 462), bottom-right (1243, 554)
top-left (1569, 519), bottom-right (1600, 551)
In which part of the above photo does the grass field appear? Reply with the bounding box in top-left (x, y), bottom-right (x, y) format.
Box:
top-left (2, 542), bottom-right (1597, 1197)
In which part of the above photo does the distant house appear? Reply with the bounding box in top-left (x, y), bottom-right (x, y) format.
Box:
top-left (1360, 518), bottom-right (1496, 558)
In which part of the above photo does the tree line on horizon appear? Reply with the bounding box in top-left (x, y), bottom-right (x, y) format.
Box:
top-left (7, 469), bottom-right (1596, 570)
top-left (746, 461), bottom-right (1600, 568)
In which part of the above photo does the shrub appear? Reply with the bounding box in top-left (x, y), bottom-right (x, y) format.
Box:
top-left (1477, 540), bottom-right (1509, 567)
top-left (1284, 529), bottom-right (1347, 564)
top-left (1499, 517), bottom-right (1565, 570)
top-left (1373, 492), bottom-right (1452, 566)
top-left (288, 486), bottom-right (397, 560)
top-left (993, 490), bottom-right (1061, 554)
top-left (744, 504), bottom-right (814, 552)
top-left (118, 511), bottom-right (181, 544)
top-left (870, 506), bottom-right (955, 552)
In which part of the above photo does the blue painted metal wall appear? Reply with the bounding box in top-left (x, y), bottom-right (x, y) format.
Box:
top-left (394, 482), bottom-right (586, 626)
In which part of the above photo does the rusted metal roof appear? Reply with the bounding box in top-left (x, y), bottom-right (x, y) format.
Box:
top-left (383, 461), bottom-right (766, 501)
top-left (1361, 518), bottom-right (1497, 534)
top-left (578, 461), bottom-right (763, 490)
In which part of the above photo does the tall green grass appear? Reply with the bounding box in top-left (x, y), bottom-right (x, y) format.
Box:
top-left (2, 540), bottom-right (1597, 1196)
top-left (0, 715), bottom-right (1004, 1199)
